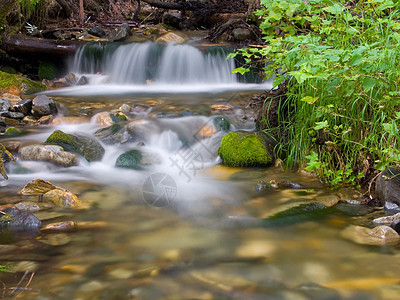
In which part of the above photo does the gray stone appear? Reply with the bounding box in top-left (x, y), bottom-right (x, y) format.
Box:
top-left (64, 73), bottom-right (79, 85)
top-left (31, 95), bottom-right (58, 117)
top-left (0, 111), bottom-right (25, 119)
top-left (0, 207), bottom-right (41, 232)
top-left (373, 212), bottom-right (400, 225)
top-left (89, 27), bottom-right (107, 38)
top-left (233, 28), bottom-right (252, 41)
top-left (94, 124), bottom-right (133, 145)
top-left (12, 99), bottom-right (32, 115)
top-left (0, 98), bottom-right (11, 112)
top-left (376, 167), bottom-right (400, 207)
top-left (76, 75), bottom-right (89, 85)
top-left (163, 12), bottom-right (182, 29)
top-left (108, 24), bottom-right (131, 42)
top-left (19, 144), bottom-right (78, 167)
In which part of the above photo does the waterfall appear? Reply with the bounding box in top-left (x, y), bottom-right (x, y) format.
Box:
top-left (71, 42), bottom-right (238, 85)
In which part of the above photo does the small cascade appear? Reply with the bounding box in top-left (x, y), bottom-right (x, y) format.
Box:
top-left (71, 42), bottom-right (238, 85)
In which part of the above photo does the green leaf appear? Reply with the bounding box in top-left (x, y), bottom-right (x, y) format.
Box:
top-left (348, 54), bottom-right (363, 66)
top-left (314, 121), bottom-right (329, 130)
top-left (232, 67), bottom-right (249, 75)
top-left (305, 151), bottom-right (320, 171)
top-left (323, 3), bottom-right (345, 15)
top-left (300, 96), bottom-right (319, 104)
top-left (289, 71), bottom-right (313, 84)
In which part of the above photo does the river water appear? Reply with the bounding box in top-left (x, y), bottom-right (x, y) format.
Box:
top-left (0, 42), bottom-right (399, 300)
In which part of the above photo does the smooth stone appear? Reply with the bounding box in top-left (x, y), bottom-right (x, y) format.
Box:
top-left (31, 95), bottom-right (58, 117)
top-left (40, 221), bottom-right (76, 233)
top-left (76, 75), bottom-right (89, 85)
top-left (38, 233), bottom-right (71, 246)
top-left (373, 212), bottom-right (400, 225)
top-left (15, 201), bottom-right (54, 212)
top-left (3, 126), bottom-right (23, 136)
top-left (43, 188), bottom-right (83, 209)
top-left (2, 116), bottom-right (20, 126)
top-left (3, 141), bottom-right (20, 152)
top-left (109, 268), bottom-right (134, 279)
top-left (37, 114), bottom-right (54, 124)
top-left (155, 32), bottom-right (187, 43)
top-left (63, 72), bottom-right (79, 85)
top-left (79, 280), bottom-right (104, 293)
top-left (91, 111), bottom-right (113, 126)
top-left (235, 240), bottom-right (276, 258)
top-left (314, 194), bottom-right (340, 207)
top-left (342, 225), bottom-right (400, 246)
top-left (19, 145), bottom-right (78, 167)
top-left (1, 93), bottom-right (22, 105)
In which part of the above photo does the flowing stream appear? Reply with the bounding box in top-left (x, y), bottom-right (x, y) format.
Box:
top-left (0, 41), bottom-right (399, 300)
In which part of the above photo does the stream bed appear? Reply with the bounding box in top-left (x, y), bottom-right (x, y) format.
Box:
top-left (0, 40), bottom-right (399, 299)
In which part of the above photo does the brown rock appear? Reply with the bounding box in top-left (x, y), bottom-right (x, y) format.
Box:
top-left (19, 179), bottom-right (57, 195)
top-left (43, 188), bottom-right (82, 209)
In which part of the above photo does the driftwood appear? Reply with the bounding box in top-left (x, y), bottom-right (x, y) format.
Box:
top-left (141, 0), bottom-right (184, 10)
top-left (0, 34), bottom-right (83, 59)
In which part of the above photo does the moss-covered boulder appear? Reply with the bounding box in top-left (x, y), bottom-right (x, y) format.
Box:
top-left (218, 131), bottom-right (274, 167)
top-left (0, 71), bottom-right (46, 95)
top-left (115, 149), bottom-right (160, 170)
top-left (45, 130), bottom-right (105, 162)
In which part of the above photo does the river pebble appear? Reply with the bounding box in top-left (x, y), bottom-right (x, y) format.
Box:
top-left (342, 225), bottom-right (400, 246)
top-left (38, 233), bottom-right (71, 246)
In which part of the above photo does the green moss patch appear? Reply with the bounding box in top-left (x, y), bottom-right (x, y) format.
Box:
top-left (0, 71), bottom-right (45, 95)
top-left (45, 130), bottom-right (105, 162)
top-left (218, 132), bottom-right (274, 167)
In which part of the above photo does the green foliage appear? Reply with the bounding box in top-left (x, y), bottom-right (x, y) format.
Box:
top-left (233, 0), bottom-right (400, 185)
top-left (0, 264), bottom-right (15, 273)
top-left (218, 132), bottom-right (274, 167)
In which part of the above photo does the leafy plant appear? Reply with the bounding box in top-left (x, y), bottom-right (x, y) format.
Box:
top-left (231, 0), bottom-right (400, 186)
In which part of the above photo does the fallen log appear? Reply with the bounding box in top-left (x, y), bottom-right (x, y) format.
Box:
top-left (0, 34), bottom-right (83, 60)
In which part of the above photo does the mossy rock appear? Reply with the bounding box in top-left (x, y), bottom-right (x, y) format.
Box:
top-left (213, 116), bottom-right (230, 131)
top-left (3, 126), bottom-right (23, 137)
top-left (115, 149), bottom-right (160, 170)
top-left (218, 131), bottom-right (274, 167)
top-left (115, 150), bottom-right (143, 170)
top-left (45, 130), bottom-right (105, 162)
top-left (38, 62), bottom-right (57, 80)
top-left (0, 71), bottom-right (46, 95)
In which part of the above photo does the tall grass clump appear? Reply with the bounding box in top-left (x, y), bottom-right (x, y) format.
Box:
top-left (229, 0), bottom-right (400, 186)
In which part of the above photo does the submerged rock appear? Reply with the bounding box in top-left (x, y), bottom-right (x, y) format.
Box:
top-left (19, 179), bottom-right (83, 209)
top-left (218, 131), bottom-right (274, 167)
top-left (0, 207), bottom-right (41, 232)
top-left (213, 116), bottom-right (230, 131)
top-left (262, 202), bottom-right (334, 227)
top-left (43, 188), bottom-right (82, 209)
top-left (94, 124), bottom-right (133, 144)
top-left (115, 149), bottom-right (159, 170)
top-left (45, 130), bottom-right (105, 162)
top-left (31, 95), bottom-right (58, 117)
top-left (19, 144), bottom-right (78, 167)
top-left (342, 225), bottom-right (400, 246)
